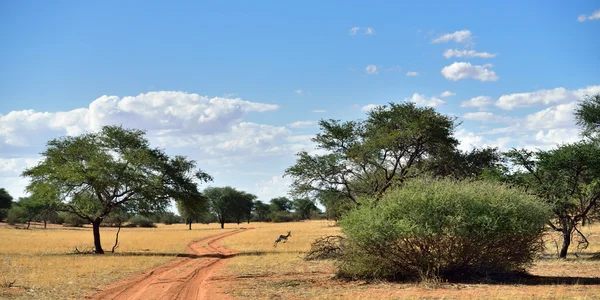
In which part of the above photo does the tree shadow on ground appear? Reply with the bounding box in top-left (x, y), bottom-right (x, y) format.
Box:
top-left (65, 250), bottom-right (301, 258)
top-left (445, 271), bottom-right (600, 286)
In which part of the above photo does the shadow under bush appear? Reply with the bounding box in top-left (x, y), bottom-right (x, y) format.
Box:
top-left (337, 178), bottom-right (551, 282)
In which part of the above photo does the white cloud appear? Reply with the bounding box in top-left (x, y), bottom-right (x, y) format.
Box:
top-left (364, 27), bottom-right (375, 35)
top-left (431, 30), bottom-right (473, 44)
top-left (349, 26), bottom-right (360, 35)
top-left (365, 65), bottom-right (378, 75)
top-left (523, 102), bottom-right (578, 130)
top-left (287, 120), bottom-right (318, 128)
top-left (312, 109), bottom-right (326, 113)
top-left (404, 93), bottom-right (445, 107)
top-left (440, 91), bottom-right (456, 98)
top-left (441, 62), bottom-right (499, 82)
top-left (295, 89), bottom-right (303, 95)
top-left (361, 104), bottom-right (381, 112)
top-left (406, 71), bottom-right (419, 77)
top-left (495, 85), bottom-right (600, 110)
top-left (463, 112), bottom-right (514, 123)
top-left (442, 49), bottom-right (496, 58)
top-left (255, 175), bottom-right (293, 201)
top-left (578, 9), bottom-right (600, 22)
top-left (460, 96), bottom-right (493, 110)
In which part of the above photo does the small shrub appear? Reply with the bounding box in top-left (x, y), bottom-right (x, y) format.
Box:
top-left (54, 212), bottom-right (67, 225)
top-left (6, 207), bottom-right (27, 225)
top-left (337, 178), bottom-right (551, 282)
top-left (0, 208), bottom-right (9, 222)
top-left (270, 211), bottom-right (296, 223)
top-left (128, 215), bottom-right (156, 228)
top-left (63, 213), bottom-right (88, 227)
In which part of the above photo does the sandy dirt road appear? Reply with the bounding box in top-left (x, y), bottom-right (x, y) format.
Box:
top-left (90, 228), bottom-right (249, 300)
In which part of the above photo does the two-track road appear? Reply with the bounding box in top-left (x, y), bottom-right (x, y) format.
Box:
top-left (90, 228), bottom-right (250, 300)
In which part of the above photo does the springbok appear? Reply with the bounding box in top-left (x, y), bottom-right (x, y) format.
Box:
top-left (273, 231), bottom-right (291, 248)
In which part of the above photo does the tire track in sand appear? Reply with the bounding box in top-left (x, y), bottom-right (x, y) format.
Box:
top-left (90, 228), bottom-right (250, 300)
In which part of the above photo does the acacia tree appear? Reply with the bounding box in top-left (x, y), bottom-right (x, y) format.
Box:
top-left (504, 143), bottom-right (600, 258)
top-left (575, 94), bottom-right (600, 138)
top-left (0, 188), bottom-right (13, 221)
top-left (176, 195), bottom-right (208, 230)
top-left (204, 186), bottom-right (255, 228)
top-left (292, 197), bottom-right (319, 220)
top-left (22, 125), bottom-right (212, 254)
top-left (253, 200), bottom-right (271, 221)
top-left (269, 197), bottom-right (292, 213)
top-left (284, 102), bottom-right (458, 204)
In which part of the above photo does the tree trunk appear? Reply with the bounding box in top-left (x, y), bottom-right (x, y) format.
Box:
top-left (27, 219), bottom-right (31, 229)
top-left (559, 217), bottom-right (573, 259)
top-left (188, 221), bottom-right (192, 230)
top-left (92, 219), bottom-right (104, 254)
top-left (44, 220), bottom-right (47, 229)
top-left (220, 221), bottom-right (224, 229)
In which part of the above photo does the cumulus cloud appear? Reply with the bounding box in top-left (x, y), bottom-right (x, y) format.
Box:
top-left (364, 27), bottom-right (375, 35)
top-left (441, 62), bottom-right (499, 82)
top-left (463, 112), bottom-right (515, 123)
top-left (295, 90), bottom-right (303, 95)
top-left (365, 65), bottom-right (378, 75)
top-left (440, 91), bottom-right (456, 98)
top-left (361, 104), bottom-right (381, 112)
top-left (442, 49), bottom-right (496, 58)
top-left (0, 92), bottom-right (280, 154)
top-left (406, 71), bottom-right (419, 77)
top-left (431, 30), bottom-right (473, 44)
top-left (287, 120), bottom-right (318, 128)
top-left (495, 85), bottom-right (600, 110)
top-left (460, 96), bottom-right (494, 110)
top-left (578, 9), bottom-right (600, 22)
top-left (312, 109), bottom-right (326, 113)
top-left (404, 93), bottom-right (445, 107)
top-left (349, 26), bottom-right (360, 35)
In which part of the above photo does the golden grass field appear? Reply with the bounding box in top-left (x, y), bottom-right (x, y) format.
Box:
top-left (3, 220), bottom-right (600, 299)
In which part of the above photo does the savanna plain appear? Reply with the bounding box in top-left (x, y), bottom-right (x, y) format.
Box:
top-left (2, 220), bottom-right (600, 300)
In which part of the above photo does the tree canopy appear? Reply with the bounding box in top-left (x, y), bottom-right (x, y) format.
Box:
top-left (284, 102), bottom-right (459, 205)
top-left (204, 186), bottom-right (256, 228)
top-left (22, 125), bottom-right (212, 253)
top-left (0, 188), bottom-right (13, 210)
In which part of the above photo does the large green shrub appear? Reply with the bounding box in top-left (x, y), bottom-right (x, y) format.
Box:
top-left (338, 178), bottom-right (551, 281)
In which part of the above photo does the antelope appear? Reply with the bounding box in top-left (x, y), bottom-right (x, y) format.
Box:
top-left (273, 231), bottom-right (291, 248)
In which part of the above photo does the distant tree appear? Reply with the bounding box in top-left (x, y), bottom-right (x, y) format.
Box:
top-left (0, 188), bottom-right (12, 210)
top-left (176, 195), bottom-right (208, 230)
top-left (316, 190), bottom-right (354, 221)
top-left (292, 197), bottom-right (319, 220)
top-left (204, 186), bottom-right (255, 228)
top-left (0, 188), bottom-right (13, 221)
top-left (270, 197), bottom-right (292, 212)
top-left (284, 102), bottom-right (459, 206)
top-left (22, 125), bottom-right (212, 254)
top-left (253, 200), bottom-right (271, 222)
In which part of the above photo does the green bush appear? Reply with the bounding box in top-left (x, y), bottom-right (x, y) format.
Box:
top-left (128, 215), bottom-right (156, 228)
top-left (6, 207), bottom-right (27, 225)
top-left (337, 178), bottom-right (551, 281)
top-left (0, 208), bottom-right (9, 222)
top-left (62, 213), bottom-right (88, 227)
top-left (270, 211), bottom-right (298, 223)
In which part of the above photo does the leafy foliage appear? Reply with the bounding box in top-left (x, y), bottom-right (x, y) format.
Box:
top-left (204, 186), bottom-right (256, 228)
top-left (292, 197), bottom-right (319, 220)
top-left (285, 102), bottom-right (459, 207)
top-left (504, 141), bottom-right (600, 257)
top-left (337, 179), bottom-right (550, 281)
top-left (22, 125), bottom-right (211, 253)
top-left (575, 94), bottom-right (600, 138)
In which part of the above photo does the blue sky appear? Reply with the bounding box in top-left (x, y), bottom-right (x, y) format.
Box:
top-left (1, 1), bottom-right (600, 202)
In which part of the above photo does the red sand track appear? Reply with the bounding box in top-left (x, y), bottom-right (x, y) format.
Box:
top-left (90, 228), bottom-right (249, 300)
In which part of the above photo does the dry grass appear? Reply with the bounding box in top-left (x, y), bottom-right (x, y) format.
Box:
top-left (0, 222), bottom-right (238, 299)
top-left (5, 220), bottom-right (600, 299)
top-left (217, 221), bottom-right (600, 300)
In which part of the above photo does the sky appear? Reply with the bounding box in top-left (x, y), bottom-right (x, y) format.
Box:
top-left (1, 1), bottom-right (600, 204)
